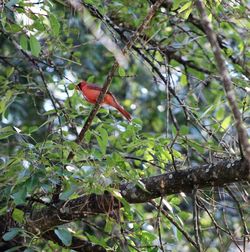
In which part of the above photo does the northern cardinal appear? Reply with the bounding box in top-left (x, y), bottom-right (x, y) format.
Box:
top-left (76, 81), bottom-right (131, 122)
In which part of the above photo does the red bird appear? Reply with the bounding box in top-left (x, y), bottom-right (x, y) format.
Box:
top-left (76, 81), bottom-right (131, 122)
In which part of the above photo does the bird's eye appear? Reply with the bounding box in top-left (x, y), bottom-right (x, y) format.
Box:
top-left (75, 84), bottom-right (81, 90)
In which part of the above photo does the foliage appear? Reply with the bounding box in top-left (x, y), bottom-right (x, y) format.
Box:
top-left (0, 0), bottom-right (249, 251)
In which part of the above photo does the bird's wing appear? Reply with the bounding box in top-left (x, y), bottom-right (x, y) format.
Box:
top-left (88, 84), bottom-right (113, 95)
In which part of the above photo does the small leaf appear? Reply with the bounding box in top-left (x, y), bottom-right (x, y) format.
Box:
top-left (104, 219), bottom-right (114, 233)
top-left (0, 90), bottom-right (14, 115)
top-left (0, 126), bottom-right (16, 140)
top-left (68, 83), bottom-right (75, 90)
top-left (155, 51), bottom-right (164, 62)
top-left (12, 186), bottom-right (27, 205)
top-left (182, 7), bottom-right (192, 19)
top-left (141, 230), bottom-right (156, 243)
top-left (20, 34), bottom-right (28, 51)
top-left (178, 1), bottom-right (192, 13)
top-left (12, 208), bottom-right (24, 223)
top-left (49, 14), bottom-right (60, 36)
top-left (87, 76), bottom-right (95, 83)
top-left (170, 196), bottom-right (181, 205)
top-left (54, 228), bottom-right (72, 246)
top-left (96, 128), bottom-right (109, 155)
top-left (118, 67), bottom-right (126, 77)
top-left (2, 228), bottom-right (20, 241)
top-left (28, 126), bottom-right (39, 134)
top-left (32, 20), bottom-right (44, 31)
top-left (180, 125), bottom-right (189, 135)
top-left (216, 107), bottom-right (225, 121)
top-left (180, 74), bottom-right (187, 86)
top-left (172, 0), bottom-right (184, 10)
top-left (30, 35), bottom-right (41, 57)
top-left (208, 13), bottom-right (213, 22)
top-left (6, 67), bottom-right (15, 78)
top-left (221, 116), bottom-right (231, 130)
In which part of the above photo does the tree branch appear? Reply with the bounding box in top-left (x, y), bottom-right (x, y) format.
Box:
top-left (67, 0), bottom-right (165, 161)
top-left (26, 159), bottom-right (249, 232)
top-left (195, 0), bottom-right (250, 162)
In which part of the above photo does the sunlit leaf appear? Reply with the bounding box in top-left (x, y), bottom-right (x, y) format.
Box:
top-left (12, 208), bottom-right (24, 223)
top-left (118, 67), bottom-right (126, 77)
top-left (221, 115), bottom-right (231, 131)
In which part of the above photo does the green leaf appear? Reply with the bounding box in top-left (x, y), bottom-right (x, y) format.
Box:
top-left (172, 0), bottom-right (185, 10)
top-left (180, 125), bottom-right (189, 135)
top-left (178, 1), bottom-right (192, 13)
top-left (182, 7), bottom-right (192, 19)
top-left (87, 76), bottom-right (95, 83)
top-left (96, 127), bottom-right (109, 155)
top-left (28, 126), bottom-right (39, 134)
top-left (170, 196), bottom-right (181, 205)
top-left (49, 14), bottom-right (60, 36)
top-left (155, 51), bottom-right (164, 62)
top-left (188, 140), bottom-right (205, 154)
top-left (104, 219), bottom-right (115, 233)
top-left (178, 1), bottom-right (193, 20)
top-left (68, 83), bottom-right (75, 90)
top-left (5, 23), bottom-right (22, 33)
top-left (20, 34), bottom-right (28, 51)
top-left (216, 107), bottom-right (225, 121)
top-left (30, 35), bottom-right (41, 57)
top-left (32, 20), bottom-right (44, 31)
top-left (0, 90), bottom-right (14, 115)
top-left (54, 228), bottom-right (72, 246)
top-left (0, 126), bottom-right (16, 140)
top-left (6, 67), bottom-right (15, 78)
top-left (221, 116), bottom-right (231, 131)
top-left (180, 74), bottom-right (187, 86)
top-left (2, 228), bottom-right (20, 241)
top-left (12, 186), bottom-right (27, 205)
top-left (118, 67), bottom-right (126, 77)
top-left (12, 208), bottom-right (24, 223)
top-left (141, 230), bottom-right (157, 243)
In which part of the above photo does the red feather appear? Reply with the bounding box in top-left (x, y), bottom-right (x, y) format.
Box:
top-left (76, 81), bottom-right (132, 122)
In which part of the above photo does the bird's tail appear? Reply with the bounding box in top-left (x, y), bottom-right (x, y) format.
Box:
top-left (116, 105), bottom-right (132, 122)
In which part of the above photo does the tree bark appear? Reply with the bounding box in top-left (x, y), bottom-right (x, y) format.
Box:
top-left (26, 159), bottom-right (249, 232)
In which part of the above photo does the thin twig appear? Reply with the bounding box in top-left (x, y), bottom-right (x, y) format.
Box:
top-left (193, 188), bottom-right (203, 251)
top-left (150, 200), bottom-right (199, 250)
top-left (225, 186), bottom-right (250, 252)
top-left (156, 197), bottom-right (165, 251)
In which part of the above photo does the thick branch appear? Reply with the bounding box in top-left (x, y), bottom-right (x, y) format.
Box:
top-left (120, 159), bottom-right (249, 203)
top-left (195, 0), bottom-right (250, 161)
top-left (27, 159), bottom-right (249, 232)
